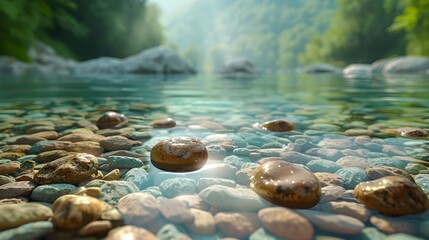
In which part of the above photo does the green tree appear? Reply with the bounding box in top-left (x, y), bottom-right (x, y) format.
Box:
top-left (390, 0), bottom-right (429, 55)
top-left (300, 0), bottom-right (406, 66)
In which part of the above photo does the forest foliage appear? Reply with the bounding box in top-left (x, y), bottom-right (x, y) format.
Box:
top-left (0, 0), bottom-right (428, 68)
top-left (0, 0), bottom-right (164, 61)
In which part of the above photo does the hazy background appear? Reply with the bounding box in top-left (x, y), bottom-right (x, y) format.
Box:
top-left (1, 0), bottom-right (428, 72)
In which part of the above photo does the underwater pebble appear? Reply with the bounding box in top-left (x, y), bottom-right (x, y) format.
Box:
top-left (335, 167), bottom-right (369, 189)
top-left (314, 172), bottom-right (344, 187)
top-left (370, 215), bottom-right (418, 235)
top-left (78, 220), bottom-right (112, 237)
top-left (306, 159), bottom-right (342, 173)
top-left (365, 166), bottom-right (413, 181)
top-left (96, 111), bottom-right (128, 129)
top-left (0, 221), bottom-right (53, 240)
top-left (107, 155), bottom-right (144, 168)
top-left (215, 211), bottom-right (260, 239)
top-left (298, 209), bottom-right (365, 235)
top-left (100, 135), bottom-right (140, 151)
top-left (159, 177), bottom-right (197, 198)
top-left (151, 118), bottom-right (176, 128)
top-left (0, 181), bottom-right (36, 200)
top-left (258, 207), bottom-right (313, 240)
top-left (65, 141), bottom-right (104, 156)
top-left (321, 201), bottom-right (370, 222)
top-left (30, 183), bottom-right (77, 203)
top-left (414, 174), bottom-right (429, 194)
top-left (354, 176), bottom-right (429, 216)
top-left (151, 137), bottom-right (208, 172)
top-left (34, 153), bottom-right (99, 184)
top-left (106, 225), bottom-right (157, 240)
top-left (123, 167), bottom-right (149, 190)
top-left (52, 194), bottom-right (111, 229)
top-left (259, 119), bottom-right (294, 132)
top-left (199, 185), bottom-right (270, 211)
top-left (118, 192), bottom-right (160, 226)
top-left (0, 203), bottom-right (53, 230)
top-left (157, 223), bottom-right (191, 240)
top-left (96, 180), bottom-right (139, 206)
top-left (197, 177), bottom-right (236, 191)
top-left (159, 198), bottom-right (195, 223)
top-left (251, 160), bottom-right (321, 208)
top-left (185, 208), bottom-right (216, 235)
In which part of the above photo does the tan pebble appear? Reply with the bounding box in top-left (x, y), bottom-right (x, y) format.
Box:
top-left (185, 208), bottom-right (216, 235)
top-left (31, 131), bottom-right (59, 140)
top-left (0, 203), bottom-right (53, 230)
top-left (34, 150), bottom-right (69, 163)
top-left (151, 118), bottom-right (176, 128)
top-left (259, 119), bottom-right (294, 132)
top-left (150, 137), bottom-right (208, 172)
top-left (0, 145), bottom-right (31, 153)
top-left (321, 201), bottom-right (370, 222)
top-left (354, 176), bottom-right (429, 216)
top-left (103, 169), bottom-right (121, 181)
top-left (78, 220), bottom-right (112, 236)
top-left (0, 152), bottom-right (25, 161)
top-left (215, 212), bottom-right (260, 239)
top-left (72, 187), bottom-right (101, 197)
top-left (370, 215), bottom-right (418, 235)
top-left (65, 141), bottom-right (104, 157)
top-left (52, 194), bottom-right (111, 229)
top-left (0, 162), bottom-right (21, 175)
top-left (58, 133), bottom-right (105, 143)
top-left (34, 153), bottom-right (99, 184)
top-left (258, 207), bottom-right (313, 240)
top-left (251, 160), bottom-right (321, 208)
top-left (105, 225), bottom-right (157, 240)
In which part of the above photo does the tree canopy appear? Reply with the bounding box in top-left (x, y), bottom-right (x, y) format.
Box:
top-left (0, 0), bottom-right (164, 61)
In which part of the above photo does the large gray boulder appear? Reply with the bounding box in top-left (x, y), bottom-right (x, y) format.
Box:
top-left (1, 44), bottom-right (196, 75)
top-left (382, 56), bottom-right (429, 74)
top-left (119, 46), bottom-right (196, 74)
top-left (342, 64), bottom-right (372, 79)
top-left (301, 63), bottom-right (342, 74)
top-left (219, 58), bottom-right (256, 78)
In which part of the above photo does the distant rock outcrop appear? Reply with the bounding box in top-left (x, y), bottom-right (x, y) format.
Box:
top-left (382, 56), bottom-right (429, 74)
top-left (0, 43), bottom-right (196, 75)
top-left (219, 58), bottom-right (256, 78)
top-left (343, 64), bottom-right (372, 78)
top-left (301, 63), bottom-right (342, 74)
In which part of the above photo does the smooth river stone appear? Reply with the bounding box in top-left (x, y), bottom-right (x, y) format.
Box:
top-left (159, 177), bottom-right (197, 198)
top-left (105, 225), bottom-right (157, 240)
top-left (107, 156), bottom-right (144, 168)
top-left (151, 137), bottom-right (208, 172)
top-left (298, 209), bottom-right (365, 235)
top-left (65, 141), bottom-right (104, 157)
top-left (52, 194), bottom-right (111, 229)
top-left (0, 181), bottom-right (36, 199)
top-left (0, 203), bottom-right (53, 230)
top-left (34, 150), bottom-right (69, 163)
top-left (258, 207), bottom-right (313, 240)
top-left (96, 111), bottom-right (128, 129)
top-left (199, 185), bottom-right (270, 211)
top-left (185, 208), bottom-right (216, 235)
top-left (117, 192), bottom-right (160, 226)
top-left (215, 212), bottom-right (260, 239)
top-left (259, 119), bottom-right (294, 132)
top-left (30, 183), bottom-right (77, 203)
top-left (34, 153), bottom-right (99, 184)
top-left (354, 176), bottom-right (429, 216)
top-left (151, 118), bottom-right (176, 128)
top-left (250, 160), bottom-right (321, 208)
top-left (0, 221), bottom-right (54, 240)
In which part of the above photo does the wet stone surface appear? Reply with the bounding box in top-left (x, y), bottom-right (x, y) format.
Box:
top-left (0, 90), bottom-right (428, 239)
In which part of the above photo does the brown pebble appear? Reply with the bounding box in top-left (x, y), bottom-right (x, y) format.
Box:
top-left (258, 207), bottom-right (313, 240)
top-left (99, 136), bottom-right (140, 151)
top-left (65, 141), bottom-right (104, 157)
top-left (158, 198), bottom-right (194, 223)
top-left (354, 176), bottom-right (429, 216)
top-left (0, 162), bottom-right (21, 175)
top-left (34, 150), bottom-right (69, 163)
top-left (365, 166), bottom-right (414, 182)
top-left (185, 208), bottom-right (216, 235)
top-left (78, 220), bottom-right (112, 237)
top-left (370, 215), bottom-right (418, 235)
top-left (0, 145), bottom-right (31, 153)
top-left (259, 119), bottom-right (294, 132)
top-left (0, 181), bottom-right (36, 200)
top-left (0, 152), bottom-right (25, 161)
top-left (31, 131), bottom-right (59, 140)
top-left (105, 225), bottom-right (157, 240)
top-left (103, 169), bottom-right (120, 181)
top-left (72, 187), bottom-right (101, 197)
top-left (251, 160), bottom-right (321, 208)
top-left (96, 111), bottom-right (128, 129)
top-left (34, 153), bottom-right (99, 184)
top-left (151, 118), bottom-right (176, 128)
top-left (150, 137), bottom-right (208, 172)
top-left (215, 212), bottom-right (260, 239)
top-left (13, 136), bottom-right (46, 145)
top-left (52, 194), bottom-right (111, 229)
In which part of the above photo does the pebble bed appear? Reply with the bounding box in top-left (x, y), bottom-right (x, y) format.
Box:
top-left (0, 96), bottom-right (428, 240)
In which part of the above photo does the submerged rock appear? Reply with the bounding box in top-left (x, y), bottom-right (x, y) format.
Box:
top-left (301, 63), bottom-right (342, 74)
top-left (354, 176), bottom-right (429, 216)
top-left (258, 119), bottom-right (294, 132)
top-left (151, 137), bottom-right (208, 172)
top-left (343, 64), bottom-right (372, 78)
top-left (251, 160), bottom-right (321, 208)
top-left (96, 111), bottom-right (128, 129)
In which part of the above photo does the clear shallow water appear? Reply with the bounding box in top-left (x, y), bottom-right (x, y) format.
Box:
top-left (1, 73), bottom-right (429, 239)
